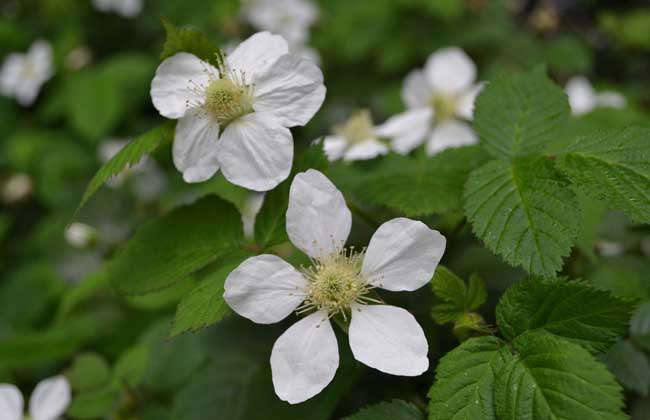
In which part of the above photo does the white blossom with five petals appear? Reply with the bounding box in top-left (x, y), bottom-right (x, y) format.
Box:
top-left (322, 109), bottom-right (388, 162)
top-left (223, 169), bottom-right (446, 404)
top-left (375, 47), bottom-right (483, 156)
top-left (565, 75), bottom-right (625, 116)
top-left (0, 40), bottom-right (53, 106)
top-left (0, 376), bottom-right (70, 420)
top-left (150, 32), bottom-right (326, 191)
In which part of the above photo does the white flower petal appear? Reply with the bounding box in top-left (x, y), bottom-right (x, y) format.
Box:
top-left (271, 311), bottom-right (339, 404)
top-left (253, 53), bottom-right (325, 127)
top-left (227, 32), bottom-right (289, 80)
top-left (150, 53), bottom-right (216, 119)
top-left (216, 112), bottom-right (293, 191)
top-left (0, 54), bottom-right (24, 96)
top-left (343, 139), bottom-right (388, 161)
top-left (0, 384), bottom-right (23, 420)
top-left (322, 135), bottom-right (348, 161)
top-left (173, 108), bottom-right (221, 183)
top-left (116, 0), bottom-right (143, 17)
top-left (29, 376), bottom-right (70, 420)
top-left (362, 218), bottom-right (446, 291)
top-left (426, 120), bottom-right (477, 156)
top-left (596, 91), bottom-right (626, 109)
top-left (424, 47), bottom-right (476, 95)
top-left (402, 69), bottom-right (432, 109)
top-left (286, 169), bottom-right (351, 260)
top-left (565, 75), bottom-right (597, 116)
top-left (455, 82), bottom-right (484, 120)
top-left (374, 108), bottom-right (432, 155)
top-left (223, 254), bottom-right (307, 324)
top-left (14, 82), bottom-right (41, 107)
top-left (349, 304), bottom-right (428, 376)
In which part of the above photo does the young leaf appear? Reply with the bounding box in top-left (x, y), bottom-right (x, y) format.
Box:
top-left (431, 266), bottom-right (467, 308)
top-left (496, 278), bottom-right (632, 353)
top-left (343, 400), bottom-right (424, 420)
top-left (108, 196), bottom-right (242, 295)
top-left (75, 122), bottom-right (174, 215)
top-left (473, 67), bottom-right (570, 159)
top-left (463, 158), bottom-right (579, 276)
top-left (495, 332), bottom-right (625, 420)
top-left (66, 353), bottom-right (111, 392)
top-left (170, 258), bottom-right (248, 337)
top-left (160, 18), bottom-right (220, 66)
top-left (355, 146), bottom-right (489, 217)
top-left (113, 345), bottom-right (149, 388)
top-left (66, 387), bottom-right (118, 419)
top-left (556, 127), bottom-right (650, 223)
top-left (431, 266), bottom-right (488, 326)
top-left (428, 336), bottom-right (508, 420)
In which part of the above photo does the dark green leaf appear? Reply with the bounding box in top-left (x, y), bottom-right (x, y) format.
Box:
top-left (343, 400), bottom-right (423, 420)
top-left (604, 340), bottom-right (650, 396)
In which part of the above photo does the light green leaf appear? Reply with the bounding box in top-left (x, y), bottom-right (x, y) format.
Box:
top-left (67, 387), bottom-right (118, 419)
top-left (75, 122), bottom-right (175, 215)
top-left (355, 146), bottom-right (489, 217)
top-left (170, 259), bottom-right (247, 337)
top-left (495, 332), bottom-right (625, 420)
top-left (344, 400), bottom-right (423, 420)
top-left (428, 336), bottom-right (507, 420)
top-left (66, 353), bottom-right (111, 392)
top-left (556, 127), bottom-right (650, 223)
top-left (108, 196), bottom-right (242, 295)
top-left (431, 267), bottom-right (487, 325)
top-left (474, 67), bottom-right (570, 159)
top-left (113, 345), bottom-right (149, 388)
top-left (161, 18), bottom-right (220, 66)
top-left (463, 158), bottom-right (579, 276)
top-left (604, 340), bottom-right (650, 396)
top-left (496, 278), bottom-right (632, 353)
top-left (431, 266), bottom-right (467, 307)
top-left (466, 274), bottom-right (488, 310)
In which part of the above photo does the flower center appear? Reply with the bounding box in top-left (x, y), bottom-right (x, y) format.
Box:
top-left (299, 248), bottom-right (377, 318)
top-left (334, 109), bottom-right (375, 145)
top-left (204, 77), bottom-right (253, 126)
top-left (430, 93), bottom-right (457, 122)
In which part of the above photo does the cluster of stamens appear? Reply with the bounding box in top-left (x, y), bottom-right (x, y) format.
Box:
top-left (297, 247), bottom-right (380, 320)
top-left (430, 93), bottom-right (457, 121)
top-left (334, 109), bottom-right (375, 145)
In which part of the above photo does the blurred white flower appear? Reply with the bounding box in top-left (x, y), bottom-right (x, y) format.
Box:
top-left (242, 0), bottom-right (318, 47)
top-left (0, 375), bottom-right (70, 420)
top-left (376, 47), bottom-right (483, 156)
top-left (65, 222), bottom-right (96, 248)
top-left (150, 32), bottom-right (326, 191)
top-left (565, 76), bottom-right (625, 116)
top-left (224, 169), bottom-right (446, 404)
top-left (91, 0), bottom-right (143, 18)
top-left (241, 192), bottom-right (265, 239)
top-left (596, 239), bottom-right (625, 257)
top-left (0, 40), bottom-right (53, 106)
top-left (2, 173), bottom-right (32, 203)
top-left (322, 110), bottom-right (388, 162)
top-left (64, 45), bottom-right (93, 71)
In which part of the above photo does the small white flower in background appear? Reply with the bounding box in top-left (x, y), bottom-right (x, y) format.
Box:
top-left (150, 32), bottom-right (326, 191)
top-left (241, 192), bottom-right (265, 239)
top-left (2, 173), bottom-right (32, 203)
top-left (64, 45), bottom-right (92, 71)
top-left (0, 375), bottom-right (70, 420)
top-left (322, 109), bottom-right (388, 162)
top-left (91, 0), bottom-right (143, 18)
top-left (565, 75), bottom-right (626, 116)
top-left (224, 169), bottom-right (446, 404)
top-left (242, 0), bottom-right (318, 47)
top-left (0, 40), bottom-right (53, 106)
top-left (596, 239), bottom-right (625, 257)
top-left (375, 47), bottom-right (483, 156)
top-left (65, 222), bottom-right (96, 249)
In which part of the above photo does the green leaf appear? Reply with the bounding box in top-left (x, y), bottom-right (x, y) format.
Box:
top-left (496, 278), bottom-right (632, 353)
top-left (604, 340), bottom-right (650, 396)
top-left (113, 345), bottom-right (149, 388)
top-left (431, 267), bottom-right (487, 325)
top-left (466, 274), bottom-right (488, 310)
top-left (67, 387), bottom-right (118, 419)
top-left (556, 127), bottom-right (650, 223)
top-left (474, 67), bottom-right (570, 159)
top-left (355, 146), bottom-right (489, 217)
top-left (630, 303), bottom-right (650, 351)
top-left (495, 332), bottom-right (625, 420)
top-left (431, 266), bottom-right (467, 308)
top-left (75, 122), bottom-right (175, 214)
top-left (343, 400), bottom-right (423, 420)
top-left (463, 158), bottom-right (579, 276)
top-left (108, 196), bottom-right (242, 295)
top-left (161, 18), bottom-right (220, 65)
top-left (66, 353), bottom-right (111, 392)
top-left (170, 259), bottom-right (247, 337)
top-left (428, 336), bottom-right (508, 420)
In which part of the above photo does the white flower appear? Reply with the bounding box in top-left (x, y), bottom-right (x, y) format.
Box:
top-left (242, 0), bottom-right (318, 47)
top-left (375, 47), bottom-right (483, 156)
top-left (0, 40), bottom-right (53, 106)
top-left (65, 222), bottom-right (96, 248)
top-left (0, 375), bottom-right (70, 420)
top-left (150, 32), bottom-right (326, 191)
top-left (223, 169), bottom-right (446, 404)
top-left (322, 110), bottom-right (388, 162)
top-left (91, 0), bottom-right (143, 18)
top-left (595, 240), bottom-right (625, 257)
top-left (565, 75), bottom-right (625, 116)
top-left (2, 173), bottom-right (32, 203)
top-left (241, 192), bottom-right (265, 239)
